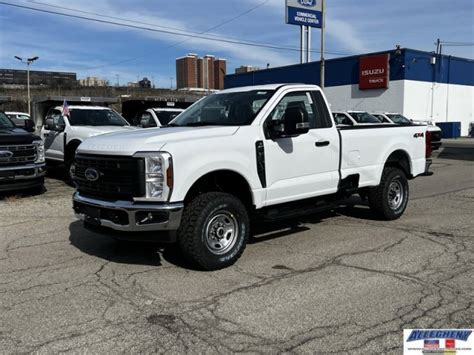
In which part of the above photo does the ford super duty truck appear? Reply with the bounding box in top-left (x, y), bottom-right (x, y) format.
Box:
top-left (41, 105), bottom-right (135, 180)
top-left (72, 84), bottom-right (432, 270)
top-left (0, 111), bottom-right (45, 193)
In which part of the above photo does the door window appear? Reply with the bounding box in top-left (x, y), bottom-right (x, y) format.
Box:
top-left (334, 113), bottom-right (353, 125)
top-left (268, 91), bottom-right (332, 130)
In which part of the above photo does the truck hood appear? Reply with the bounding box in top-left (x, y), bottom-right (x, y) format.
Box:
top-left (78, 126), bottom-right (239, 155)
top-left (0, 127), bottom-right (40, 144)
top-left (70, 125), bottom-right (136, 140)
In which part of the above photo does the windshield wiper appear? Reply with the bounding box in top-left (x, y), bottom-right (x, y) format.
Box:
top-left (182, 122), bottom-right (220, 127)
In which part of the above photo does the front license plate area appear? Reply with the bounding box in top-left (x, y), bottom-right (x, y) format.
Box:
top-left (84, 206), bottom-right (101, 219)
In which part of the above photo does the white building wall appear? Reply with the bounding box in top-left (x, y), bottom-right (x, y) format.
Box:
top-left (324, 80), bottom-right (473, 136)
top-left (403, 80), bottom-right (474, 136)
top-left (324, 81), bottom-right (404, 114)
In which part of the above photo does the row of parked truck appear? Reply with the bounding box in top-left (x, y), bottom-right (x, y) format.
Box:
top-left (1, 84), bottom-right (437, 270)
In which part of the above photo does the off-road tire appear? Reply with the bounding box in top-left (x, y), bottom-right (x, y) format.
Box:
top-left (368, 167), bottom-right (409, 220)
top-left (178, 192), bottom-right (249, 271)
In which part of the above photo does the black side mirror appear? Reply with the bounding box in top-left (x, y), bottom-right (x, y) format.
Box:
top-left (44, 118), bottom-right (54, 130)
top-left (266, 119), bottom-right (285, 139)
top-left (284, 107), bottom-right (310, 136)
top-left (25, 119), bottom-right (36, 132)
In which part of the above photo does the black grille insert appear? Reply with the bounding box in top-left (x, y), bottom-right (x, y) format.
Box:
top-left (0, 144), bottom-right (37, 166)
top-left (74, 154), bottom-right (145, 201)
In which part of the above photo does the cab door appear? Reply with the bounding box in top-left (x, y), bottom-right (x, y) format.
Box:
top-left (42, 108), bottom-right (65, 161)
top-left (263, 90), bottom-right (340, 206)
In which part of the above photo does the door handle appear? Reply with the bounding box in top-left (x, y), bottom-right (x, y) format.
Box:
top-left (315, 141), bottom-right (330, 147)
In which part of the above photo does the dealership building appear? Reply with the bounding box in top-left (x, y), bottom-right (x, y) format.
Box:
top-left (225, 48), bottom-right (474, 136)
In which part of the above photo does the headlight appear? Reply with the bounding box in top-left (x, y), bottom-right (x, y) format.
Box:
top-left (33, 140), bottom-right (45, 164)
top-left (134, 152), bottom-right (173, 201)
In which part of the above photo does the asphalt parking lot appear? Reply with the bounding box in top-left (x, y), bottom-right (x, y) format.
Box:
top-left (1, 139), bottom-right (473, 353)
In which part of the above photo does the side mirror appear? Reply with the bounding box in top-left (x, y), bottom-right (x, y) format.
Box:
top-left (140, 118), bottom-right (151, 128)
top-left (25, 119), bottom-right (36, 133)
top-left (266, 119), bottom-right (285, 139)
top-left (284, 107), bottom-right (310, 136)
top-left (44, 118), bottom-right (54, 130)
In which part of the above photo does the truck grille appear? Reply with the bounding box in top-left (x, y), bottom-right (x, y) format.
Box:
top-left (0, 144), bottom-right (37, 166)
top-left (74, 154), bottom-right (145, 201)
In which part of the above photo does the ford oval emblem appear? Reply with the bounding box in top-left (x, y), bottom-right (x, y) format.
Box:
top-left (84, 167), bottom-right (100, 182)
top-left (0, 150), bottom-right (13, 162)
top-left (298, 0), bottom-right (316, 7)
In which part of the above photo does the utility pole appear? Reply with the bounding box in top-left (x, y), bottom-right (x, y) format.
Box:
top-left (300, 26), bottom-right (306, 64)
top-left (320, 0), bottom-right (326, 90)
top-left (14, 56), bottom-right (39, 115)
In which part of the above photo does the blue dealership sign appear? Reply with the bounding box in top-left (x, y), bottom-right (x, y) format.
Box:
top-left (286, 0), bottom-right (323, 28)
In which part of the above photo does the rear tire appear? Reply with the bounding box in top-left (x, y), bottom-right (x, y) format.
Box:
top-left (178, 192), bottom-right (249, 271)
top-left (368, 167), bottom-right (409, 220)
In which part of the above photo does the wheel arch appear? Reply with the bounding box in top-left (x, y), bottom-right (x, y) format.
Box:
top-left (65, 139), bottom-right (82, 162)
top-left (183, 169), bottom-right (255, 210)
top-left (384, 149), bottom-right (413, 178)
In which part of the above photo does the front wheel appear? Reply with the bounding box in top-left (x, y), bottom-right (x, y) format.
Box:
top-left (178, 192), bottom-right (249, 271)
top-left (368, 167), bottom-right (409, 220)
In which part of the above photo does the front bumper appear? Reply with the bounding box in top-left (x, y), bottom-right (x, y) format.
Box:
top-left (0, 163), bottom-right (46, 191)
top-left (73, 192), bottom-right (184, 232)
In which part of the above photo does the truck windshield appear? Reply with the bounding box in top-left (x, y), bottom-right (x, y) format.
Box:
top-left (153, 110), bottom-right (183, 125)
top-left (0, 112), bottom-right (16, 129)
top-left (68, 109), bottom-right (128, 126)
top-left (169, 90), bottom-right (275, 127)
top-left (387, 114), bottom-right (412, 124)
top-left (349, 112), bottom-right (381, 124)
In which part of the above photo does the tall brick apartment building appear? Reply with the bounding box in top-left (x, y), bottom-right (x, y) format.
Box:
top-left (176, 54), bottom-right (226, 90)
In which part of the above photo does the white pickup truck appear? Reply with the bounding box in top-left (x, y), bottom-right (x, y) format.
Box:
top-left (41, 105), bottom-right (135, 178)
top-left (73, 84), bottom-right (432, 270)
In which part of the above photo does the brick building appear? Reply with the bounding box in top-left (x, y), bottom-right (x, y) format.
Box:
top-left (176, 54), bottom-right (226, 90)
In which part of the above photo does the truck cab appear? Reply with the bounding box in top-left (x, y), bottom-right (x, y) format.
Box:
top-left (73, 84), bottom-right (432, 270)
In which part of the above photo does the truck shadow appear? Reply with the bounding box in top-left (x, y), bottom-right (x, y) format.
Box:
top-left (68, 202), bottom-right (376, 270)
top-left (435, 147), bottom-right (474, 161)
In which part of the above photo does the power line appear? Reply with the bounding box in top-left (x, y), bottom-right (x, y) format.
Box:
top-left (28, 0), bottom-right (273, 70)
top-left (0, 1), bottom-right (350, 60)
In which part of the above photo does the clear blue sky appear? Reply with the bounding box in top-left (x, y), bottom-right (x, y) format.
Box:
top-left (0, 0), bottom-right (473, 88)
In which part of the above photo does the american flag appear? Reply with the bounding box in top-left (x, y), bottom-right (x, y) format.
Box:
top-left (62, 99), bottom-right (70, 116)
top-left (424, 339), bottom-right (439, 349)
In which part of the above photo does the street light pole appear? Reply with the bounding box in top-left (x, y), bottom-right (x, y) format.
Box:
top-left (14, 56), bottom-right (39, 115)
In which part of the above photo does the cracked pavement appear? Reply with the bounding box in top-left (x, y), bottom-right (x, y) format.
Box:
top-left (0, 140), bottom-right (473, 353)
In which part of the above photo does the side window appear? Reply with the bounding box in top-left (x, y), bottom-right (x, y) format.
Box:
top-left (334, 113), bottom-right (352, 126)
top-left (268, 91), bottom-right (323, 129)
top-left (311, 91), bottom-right (333, 128)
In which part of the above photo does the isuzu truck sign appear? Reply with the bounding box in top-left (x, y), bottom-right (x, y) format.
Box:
top-left (359, 54), bottom-right (390, 90)
top-left (286, 0), bottom-right (323, 28)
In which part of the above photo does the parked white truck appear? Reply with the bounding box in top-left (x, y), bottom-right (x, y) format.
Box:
top-left (73, 84), bottom-right (432, 270)
top-left (41, 105), bottom-right (135, 178)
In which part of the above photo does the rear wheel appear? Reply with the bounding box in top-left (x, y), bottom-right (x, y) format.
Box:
top-left (178, 192), bottom-right (249, 271)
top-left (368, 167), bottom-right (409, 220)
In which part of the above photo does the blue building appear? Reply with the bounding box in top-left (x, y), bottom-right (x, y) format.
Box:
top-left (226, 48), bottom-right (474, 136)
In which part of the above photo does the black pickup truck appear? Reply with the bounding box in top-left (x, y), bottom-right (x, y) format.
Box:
top-left (0, 111), bottom-right (46, 193)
